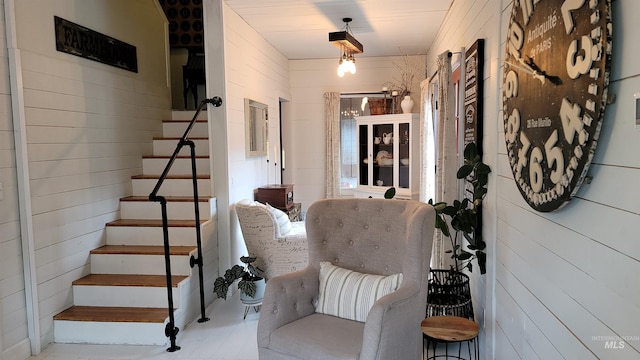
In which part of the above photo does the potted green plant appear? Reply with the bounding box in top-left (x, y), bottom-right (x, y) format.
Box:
top-left (428, 142), bottom-right (490, 275)
top-left (214, 255), bottom-right (265, 305)
top-left (425, 142), bottom-right (490, 319)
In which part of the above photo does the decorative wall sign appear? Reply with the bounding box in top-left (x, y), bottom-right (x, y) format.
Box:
top-left (502, 0), bottom-right (612, 212)
top-left (54, 16), bottom-right (138, 73)
top-left (464, 39), bottom-right (484, 154)
top-left (463, 39), bottom-right (485, 244)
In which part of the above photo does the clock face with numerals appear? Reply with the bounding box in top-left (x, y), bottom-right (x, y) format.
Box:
top-left (503, 0), bottom-right (612, 212)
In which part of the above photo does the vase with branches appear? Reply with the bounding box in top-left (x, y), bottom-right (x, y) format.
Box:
top-left (382, 52), bottom-right (423, 112)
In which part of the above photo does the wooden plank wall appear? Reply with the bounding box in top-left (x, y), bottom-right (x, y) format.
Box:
top-left (429, 0), bottom-right (640, 359)
top-left (10, 0), bottom-right (171, 349)
top-left (0, 0), bottom-right (33, 356)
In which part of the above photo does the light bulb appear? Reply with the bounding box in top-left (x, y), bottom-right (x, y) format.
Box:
top-left (337, 53), bottom-right (356, 77)
top-left (338, 56), bottom-right (348, 77)
top-left (348, 59), bottom-right (356, 74)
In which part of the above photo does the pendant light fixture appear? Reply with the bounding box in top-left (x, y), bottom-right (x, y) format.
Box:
top-left (329, 18), bottom-right (363, 77)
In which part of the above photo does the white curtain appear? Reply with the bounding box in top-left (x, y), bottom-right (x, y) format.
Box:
top-left (324, 92), bottom-right (341, 198)
top-left (419, 79), bottom-right (436, 204)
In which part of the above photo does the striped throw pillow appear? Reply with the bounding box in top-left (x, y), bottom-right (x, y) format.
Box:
top-left (315, 261), bottom-right (403, 322)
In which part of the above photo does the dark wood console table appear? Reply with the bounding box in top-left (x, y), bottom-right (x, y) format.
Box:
top-left (256, 184), bottom-right (300, 221)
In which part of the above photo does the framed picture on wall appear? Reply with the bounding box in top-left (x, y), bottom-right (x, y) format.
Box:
top-left (245, 98), bottom-right (268, 158)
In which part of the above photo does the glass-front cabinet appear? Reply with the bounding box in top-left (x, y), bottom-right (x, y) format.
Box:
top-left (355, 113), bottom-right (419, 199)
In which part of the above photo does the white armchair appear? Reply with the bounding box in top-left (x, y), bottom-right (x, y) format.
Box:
top-left (235, 199), bottom-right (308, 280)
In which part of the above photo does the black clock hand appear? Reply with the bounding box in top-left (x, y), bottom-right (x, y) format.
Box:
top-left (523, 56), bottom-right (563, 86)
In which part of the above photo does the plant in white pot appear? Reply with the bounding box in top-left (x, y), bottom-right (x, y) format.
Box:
top-left (214, 256), bottom-right (265, 306)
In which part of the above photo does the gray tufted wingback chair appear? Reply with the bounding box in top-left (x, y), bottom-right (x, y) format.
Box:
top-left (257, 198), bottom-right (435, 360)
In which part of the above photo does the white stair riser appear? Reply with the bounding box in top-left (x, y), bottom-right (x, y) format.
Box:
top-left (72, 284), bottom-right (184, 308)
top-left (105, 217), bottom-right (216, 247)
top-left (171, 110), bottom-right (208, 121)
top-left (162, 122), bottom-right (209, 138)
top-left (54, 320), bottom-right (168, 345)
top-left (91, 254), bottom-right (194, 276)
top-left (54, 110), bottom-right (215, 346)
top-left (132, 178), bottom-right (211, 197)
top-left (153, 139), bottom-right (209, 156)
top-left (106, 226), bottom-right (207, 246)
top-left (142, 158), bottom-right (210, 176)
top-left (120, 201), bottom-right (213, 220)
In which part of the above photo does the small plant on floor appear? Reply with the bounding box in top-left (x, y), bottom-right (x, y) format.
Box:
top-left (214, 256), bottom-right (263, 300)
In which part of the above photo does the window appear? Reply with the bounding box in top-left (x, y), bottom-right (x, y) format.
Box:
top-left (340, 97), bottom-right (361, 191)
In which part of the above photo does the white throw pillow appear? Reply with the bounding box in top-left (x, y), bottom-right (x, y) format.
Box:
top-left (315, 261), bottom-right (403, 322)
top-left (266, 203), bottom-right (293, 236)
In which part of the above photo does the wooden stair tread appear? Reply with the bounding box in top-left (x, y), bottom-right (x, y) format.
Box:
top-left (153, 136), bottom-right (207, 140)
top-left (73, 274), bottom-right (187, 287)
top-left (142, 155), bottom-right (208, 159)
top-left (54, 306), bottom-right (169, 323)
top-left (120, 195), bottom-right (210, 202)
top-left (91, 245), bottom-right (196, 256)
top-left (162, 119), bottom-right (207, 123)
top-left (106, 219), bottom-right (205, 227)
top-left (131, 174), bottom-right (210, 179)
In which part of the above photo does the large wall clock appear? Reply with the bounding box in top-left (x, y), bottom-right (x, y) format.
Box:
top-left (503, 0), bottom-right (612, 212)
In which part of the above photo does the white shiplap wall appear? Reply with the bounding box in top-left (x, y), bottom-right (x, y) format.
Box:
top-left (428, 0), bottom-right (640, 359)
top-left (206, 0), bottom-right (426, 277)
top-left (10, 0), bottom-right (171, 349)
top-left (288, 56), bottom-right (425, 211)
top-left (0, 0), bottom-right (32, 357)
top-left (204, 0), bottom-right (293, 273)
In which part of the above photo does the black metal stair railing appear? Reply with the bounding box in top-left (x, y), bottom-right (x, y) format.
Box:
top-left (149, 97), bottom-right (222, 352)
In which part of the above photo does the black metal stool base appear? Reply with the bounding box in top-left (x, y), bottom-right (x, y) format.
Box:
top-left (424, 336), bottom-right (479, 360)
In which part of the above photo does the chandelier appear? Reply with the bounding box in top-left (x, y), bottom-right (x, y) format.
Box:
top-left (329, 18), bottom-right (363, 77)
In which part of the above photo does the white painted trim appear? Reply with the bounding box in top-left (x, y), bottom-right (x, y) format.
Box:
top-left (456, 47), bottom-right (466, 201)
top-left (488, 2), bottom-right (505, 358)
top-left (204, 0), bottom-right (231, 275)
top-left (4, 0), bottom-right (40, 354)
top-left (151, 0), bottom-right (172, 89)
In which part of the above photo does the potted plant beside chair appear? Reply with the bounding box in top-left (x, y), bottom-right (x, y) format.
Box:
top-left (427, 142), bottom-right (491, 319)
top-left (214, 256), bottom-right (266, 317)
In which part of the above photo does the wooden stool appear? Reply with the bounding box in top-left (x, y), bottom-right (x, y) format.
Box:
top-left (422, 315), bottom-right (479, 359)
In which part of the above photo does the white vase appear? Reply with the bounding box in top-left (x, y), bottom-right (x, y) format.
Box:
top-left (240, 278), bottom-right (266, 305)
top-left (401, 95), bottom-right (414, 114)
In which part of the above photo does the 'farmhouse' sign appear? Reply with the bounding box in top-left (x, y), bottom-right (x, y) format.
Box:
top-left (54, 16), bottom-right (138, 73)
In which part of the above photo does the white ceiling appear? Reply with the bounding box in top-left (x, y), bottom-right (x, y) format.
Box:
top-left (224, 0), bottom-right (454, 60)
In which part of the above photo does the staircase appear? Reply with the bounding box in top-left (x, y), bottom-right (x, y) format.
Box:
top-left (53, 111), bottom-right (218, 346)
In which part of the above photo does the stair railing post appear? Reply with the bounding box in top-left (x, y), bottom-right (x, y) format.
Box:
top-left (159, 196), bottom-right (180, 352)
top-left (184, 139), bottom-right (209, 323)
top-left (149, 97), bottom-right (222, 351)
